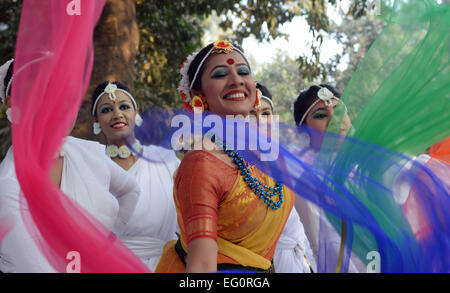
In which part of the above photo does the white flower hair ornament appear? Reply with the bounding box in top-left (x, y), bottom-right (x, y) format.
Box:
top-left (178, 40), bottom-right (251, 111)
top-left (104, 83), bottom-right (118, 99)
top-left (297, 85), bottom-right (347, 126)
top-left (91, 82), bottom-right (139, 116)
top-left (0, 59), bottom-right (14, 104)
top-left (317, 87), bottom-right (335, 107)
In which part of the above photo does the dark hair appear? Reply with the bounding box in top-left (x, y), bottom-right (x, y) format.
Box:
top-left (4, 60), bottom-right (14, 97)
top-left (256, 82), bottom-right (273, 110)
top-left (91, 81), bottom-right (133, 117)
top-left (293, 84), bottom-right (341, 126)
top-left (256, 82), bottom-right (272, 100)
top-left (188, 42), bottom-right (247, 92)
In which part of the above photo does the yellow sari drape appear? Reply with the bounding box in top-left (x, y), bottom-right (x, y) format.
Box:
top-left (155, 151), bottom-right (293, 273)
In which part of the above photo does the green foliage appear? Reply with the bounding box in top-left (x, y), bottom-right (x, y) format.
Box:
top-left (134, 1), bottom-right (208, 109)
top-left (323, 12), bottom-right (386, 123)
top-left (0, 0), bottom-right (374, 160)
top-left (326, 13), bottom-right (386, 94)
top-left (0, 0), bottom-right (21, 60)
top-left (254, 50), bottom-right (309, 126)
top-left (132, 0), bottom-right (379, 110)
top-left (253, 12), bottom-right (386, 126)
top-left (0, 0), bottom-right (21, 159)
top-left (133, 0), bottom-right (333, 110)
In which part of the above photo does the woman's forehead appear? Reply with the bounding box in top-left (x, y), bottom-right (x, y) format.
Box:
top-left (98, 91), bottom-right (133, 105)
top-left (310, 98), bottom-right (338, 112)
top-left (260, 99), bottom-right (273, 110)
top-left (203, 50), bottom-right (248, 72)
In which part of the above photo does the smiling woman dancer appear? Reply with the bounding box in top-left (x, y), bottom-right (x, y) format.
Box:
top-left (0, 61), bottom-right (141, 273)
top-left (155, 41), bottom-right (296, 273)
top-left (90, 81), bottom-right (180, 271)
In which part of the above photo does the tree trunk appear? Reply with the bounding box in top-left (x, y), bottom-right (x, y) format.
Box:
top-left (71, 0), bottom-right (139, 143)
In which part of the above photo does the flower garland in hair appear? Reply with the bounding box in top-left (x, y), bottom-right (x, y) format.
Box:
top-left (211, 40), bottom-right (233, 54)
top-left (178, 53), bottom-right (197, 111)
top-left (178, 40), bottom-right (250, 112)
top-left (255, 88), bottom-right (263, 109)
top-left (0, 59), bottom-right (14, 104)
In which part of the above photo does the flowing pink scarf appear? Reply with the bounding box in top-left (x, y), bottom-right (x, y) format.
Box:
top-left (10, 0), bottom-right (149, 272)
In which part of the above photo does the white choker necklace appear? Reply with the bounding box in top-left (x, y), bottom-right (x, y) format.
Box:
top-left (106, 140), bottom-right (142, 159)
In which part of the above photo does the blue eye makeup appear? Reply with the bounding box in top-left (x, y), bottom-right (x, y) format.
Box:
top-left (100, 105), bottom-right (113, 114)
top-left (99, 102), bottom-right (132, 115)
top-left (211, 69), bottom-right (228, 78)
top-left (237, 66), bottom-right (250, 75)
top-left (312, 111), bottom-right (328, 119)
top-left (119, 103), bottom-right (132, 110)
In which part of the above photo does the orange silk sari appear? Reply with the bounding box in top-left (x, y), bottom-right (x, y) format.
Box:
top-left (155, 150), bottom-right (294, 272)
top-left (430, 137), bottom-right (450, 164)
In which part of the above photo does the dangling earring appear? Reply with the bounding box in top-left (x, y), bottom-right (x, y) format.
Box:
top-left (93, 122), bottom-right (102, 135)
top-left (6, 108), bottom-right (12, 123)
top-left (298, 129), bottom-right (310, 149)
top-left (135, 113), bottom-right (143, 127)
top-left (254, 89), bottom-right (262, 109)
top-left (191, 95), bottom-right (207, 113)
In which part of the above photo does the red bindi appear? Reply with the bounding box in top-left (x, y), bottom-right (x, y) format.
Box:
top-left (227, 58), bottom-right (235, 65)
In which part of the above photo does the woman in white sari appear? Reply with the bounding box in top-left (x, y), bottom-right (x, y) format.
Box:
top-left (0, 60), bottom-right (140, 273)
top-left (0, 137), bottom-right (141, 273)
top-left (90, 81), bottom-right (180, 271)
top-left (292, 84), bottom-right (365, 273)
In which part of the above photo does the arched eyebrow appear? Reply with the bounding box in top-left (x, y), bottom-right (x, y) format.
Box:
top-left (98, 98), bottom-right (132, 108)
top-left (208, 65), bottom-right (227, 75)
top-left (312, 103), bottom-right (338, 113)
top-left (312, 107), bottom-right (326, 113)
top-left (208, 63), bottom-right (248, 75)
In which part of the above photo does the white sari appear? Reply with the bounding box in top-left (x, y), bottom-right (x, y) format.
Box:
top-left (118, 145), bottom-right (180, 272)
top-left (0, 136), bottom-right (140, 273)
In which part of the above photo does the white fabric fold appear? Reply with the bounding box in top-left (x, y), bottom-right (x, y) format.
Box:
top-left (118, 145), bottom-right (180, 272)
top-left (120, 235), bottom-right (165, 259)
top-left (0, 137), bottom-right (140, 272)
top-left (274, 208), bottom-right (316, 273)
